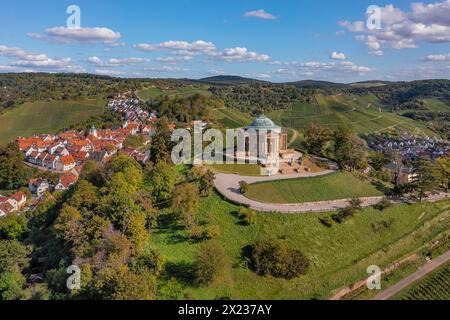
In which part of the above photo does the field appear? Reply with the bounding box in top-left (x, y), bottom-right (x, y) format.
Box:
top-left (0, 99), bottom-right (105, 144)
top-left (152, 193), bottom-right (450, 300)
top-left (392, 262), bottom-right (450, 300)
top-left (136, 85), bottom-right (211, 100)
top-left (267, 94), bottom-right (435, 138)
top-left (245, 172), bottom-right (383, 204)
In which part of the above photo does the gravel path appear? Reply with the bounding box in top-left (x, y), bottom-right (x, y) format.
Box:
top-left (214, 172), bottom-right (450, 213)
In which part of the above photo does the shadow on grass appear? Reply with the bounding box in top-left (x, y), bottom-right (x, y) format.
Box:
top-left (164, 261), bottom-right (196, 286)
top-left (371, 180), bottom-right (393, 196)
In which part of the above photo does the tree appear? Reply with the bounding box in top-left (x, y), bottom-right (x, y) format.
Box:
top-left (369, 151), bottom-right (389, 172)
top-left (239, 181), bottom-right (250, 194)
top-left (79, 160), bottom-right (105, 187)
top-left (0, 240), bottom-right (31, 300)
top-left (93, 265), bottom-right (156, 300)
top-left (333, 127), bottom-right (368, 171)
top-left (248, 240), bottom-right (310, 279)
top-left (304, 124), bottom-right (332, 155)
top-left (189, 167), bottom-right (215, 197)
top-left (195, 241), bottom-right (230, 286)
top-left (411, 159), bottom-right (441, 201)
top-left (436, 156), bottom-right (450, 189)
top-left (239, 207), bottom-right (257, 226)
top-left (150, 161), bottom-right (177, 204)
top-left (150, 117), bottom-right (172, 164)
top-left (0, 142), bottom-right (29, 190)
top-left (171, 183), bottom-right (200, 228)
top-left (0, 215), bottom-right (28, 241)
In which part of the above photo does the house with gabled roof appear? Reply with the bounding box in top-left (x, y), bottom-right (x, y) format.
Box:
top-left (56, 155), bottom-right (76, 172)
top-left (55, 172), bottom-right (79, 191)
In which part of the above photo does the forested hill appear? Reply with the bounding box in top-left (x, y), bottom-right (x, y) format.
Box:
top-left (0, 73), bottom-right (142, 112)
top-left (347, 79), bottom-right (450, 111)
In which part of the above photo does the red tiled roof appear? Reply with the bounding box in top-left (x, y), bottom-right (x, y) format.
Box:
top-left (11, 192), bottom-right (26, 202)
top-left (60, 155), bottom-right (76, 165)
top-left (58, 172), bottom-right (78, 188)
top-left (0, 202), bottom-right (14, 214)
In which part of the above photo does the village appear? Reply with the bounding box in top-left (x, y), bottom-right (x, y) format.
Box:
top-left (367, 132), bottom-right (450, 161)
top-left (0, 92), bottom-right (174, 217)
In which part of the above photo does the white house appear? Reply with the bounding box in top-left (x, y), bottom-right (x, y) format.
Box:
top-left (29, 179), bottom-right (50, 197)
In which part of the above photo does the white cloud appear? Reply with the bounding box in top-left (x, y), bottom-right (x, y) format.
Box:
top-left (244, 9), bottom-right (278, 20)
top-left (28, 27), bottom-right (121, 44)
top-left (423, 53), bottom-right (450, 61)
top-left (214, 47), bottom-right (270, 62)
top-left (0, 45), bottom-right (48, 61)
top-left (0, 44), bottom-right (84, 72)
top-left (339, 1), bottom-right (450, 54)
top-left (155, 56), bottom-right (193, 64)
top-left (369, 50), bottom-right (384, 56)
top-left (268, 59), bottom-right (374, 80)
top-left (135, 40), bottom-right (216, 54)
top-left (87, 56), bottom-right (150, 67)
top-left (330, 52), bottom-right (346, 60)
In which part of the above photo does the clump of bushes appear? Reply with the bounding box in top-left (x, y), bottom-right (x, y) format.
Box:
top-left (374, 197), bottom-right (392, 211)
top-left (331, 198), bottom-right (363, 224)
top-left (239, 181), bottom-right (250, 194)
top-left (319, 216), bottom-right (335, 228)
top-left (239, 207), bottom-right (257, 226)
top-left (371, 218), bottom-right (395, 233)
top-left (195, 241), bottom-right (230, 286)
top-left (247, 240), bottom-right (310, 279)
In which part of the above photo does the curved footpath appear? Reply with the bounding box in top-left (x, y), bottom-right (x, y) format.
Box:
top-left (214, 172), bottom-right (450, 214)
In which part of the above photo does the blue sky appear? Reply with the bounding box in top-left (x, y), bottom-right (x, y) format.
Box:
top-left (0, 0), bottom-right (449, 82)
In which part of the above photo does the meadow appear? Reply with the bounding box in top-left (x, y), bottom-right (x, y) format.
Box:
top-left (152, 193), bottom-right (450, 300)
top-left (245, 172), bottom-right (383, 203)
top-left (0, 99), bottom-right (105, 144)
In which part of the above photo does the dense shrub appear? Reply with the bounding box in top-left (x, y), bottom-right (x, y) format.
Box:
top-left (239, 207), bottom-right (257, 226)
top-left (195, 241), bottom-right (230, 286)
top-left (248, 240), bottom-right (310, 279)
top-left (239, 181), bottom-right (250, 194)
top-left (374, 198), bottom-right (392, 211)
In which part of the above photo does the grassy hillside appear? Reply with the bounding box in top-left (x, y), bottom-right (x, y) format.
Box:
top-left (152, 193), bottom-right (450, 300)
top-left (268, 94), bottom-right (435, 137)
top-left (136, 85), bottom-right (211, 100)
top-left (210, 107), bottom-right (253, 128)
top-left (0, 99), bottom-right (105, 144)
top-left (245, 172), bottom-right (383, 204)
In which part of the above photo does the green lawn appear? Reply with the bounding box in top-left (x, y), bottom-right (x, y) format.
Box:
top-left (392, 262), bottom-right (450, 300)
top-left (0, 99), bottom-right (105, 144)
top-left (268, 94), bottom-right (435, 136)
top-left (207, 163), bottom-right (262, 176)
top-left (151, 193), bottom-right (450, 299)
top-left (245, 172), bottom-right (383, 204)
top-left (136, 85), bottom-right (211, 100)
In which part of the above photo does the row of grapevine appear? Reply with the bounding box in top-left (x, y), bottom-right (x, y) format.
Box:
top-left (397, 264), bottom-right (450, 300)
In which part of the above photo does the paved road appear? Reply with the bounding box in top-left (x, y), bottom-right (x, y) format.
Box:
top-left (372, 250), bottom-right (450, 300)
top-left (214, 172), bottom-right (450, 213)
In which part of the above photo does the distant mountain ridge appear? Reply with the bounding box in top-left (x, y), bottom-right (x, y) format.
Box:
top-left (198, 75), bottom-right (396, 88)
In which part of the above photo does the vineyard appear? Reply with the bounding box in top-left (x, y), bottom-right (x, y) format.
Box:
top-left (394, 263), bottom-right (450, 300)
